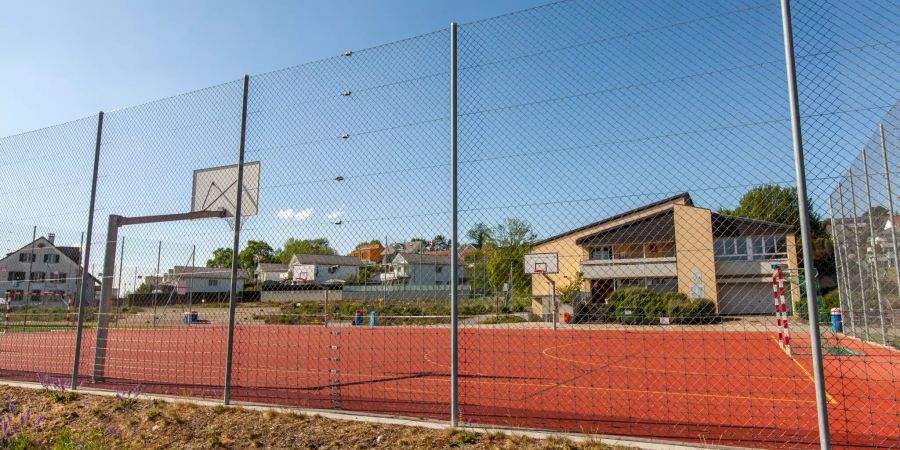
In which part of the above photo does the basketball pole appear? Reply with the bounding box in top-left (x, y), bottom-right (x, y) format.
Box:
top-left (223, 74), bottom-right (250, 405)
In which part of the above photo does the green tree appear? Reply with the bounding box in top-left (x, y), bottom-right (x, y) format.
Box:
top-left (206, 248), bottom-right (233, 268)
top-left (485, 218), bottom-right (536, 294)
top-left (718, 184), bottom-right (824, 236)
top-left (276, 238), bottom-right (336, 264)
top-left (354, 239), bottom-right (382, 249)
top-left (238, 240), bottom-right (275, 276)
top-left (466, 222), bottom-right (492, 248)
top-left (463, 248), bottom-right (491, 294)
top-left (428, 235), bottom-right (450, 251)
top-left (134, 282), bottom-right (153, 295)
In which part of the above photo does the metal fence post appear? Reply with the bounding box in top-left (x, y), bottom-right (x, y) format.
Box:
top-left (449, 21), bottom-right (459, 427)
top-left (829, 196), bottom-right (855, 336)
top-left (223, 74), bottom-right (250, 405)
top-left (879, 124), bottom-right (900, 301)
top-left (22, 226), bottom-right (36, 330)
top-left (780, 0), bottom-right (830, 447)
top-left (860, 148), bottom-right (888, 344)
top-left (71, 111), bottom-right (104, 390)
top-left (837, 186), bottom-right (860, 336)
top-left (848, 168), bottom-right (871, 341)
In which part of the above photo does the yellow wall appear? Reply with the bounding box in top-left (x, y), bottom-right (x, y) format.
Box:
top-left (785, 234), bottom-right (801, 315)
top-left (672, 205), bottom-right (719, 307)
top-left (530, 197), bottom-right (690, 298)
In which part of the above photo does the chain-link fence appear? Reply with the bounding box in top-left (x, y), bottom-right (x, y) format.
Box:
top-left (0, 0), bottom-right (897, 448)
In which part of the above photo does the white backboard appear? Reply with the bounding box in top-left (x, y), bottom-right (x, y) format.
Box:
top-left (523, 252), bottom-right (559, 274)
top-left (191, 162), bottom-right (260, 217)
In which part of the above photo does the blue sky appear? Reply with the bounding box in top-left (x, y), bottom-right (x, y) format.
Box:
top-left (1, 0), bottom-right (895, 285)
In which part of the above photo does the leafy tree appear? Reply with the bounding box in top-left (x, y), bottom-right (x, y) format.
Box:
top-left (428, 235), bottom-right (450, 251)
top-left (466, 223), bottom-right (492, 248)
top-left (206, 248), bottom-right (233, 268)
top-left (134, 282), bottom-right (153, 295)
top-left (484, 218), bottom-right (536, 294)
top-left (718, 184), bottom-right (824, 236)
top-left (463, 248), bottom-right (491, 294)
top-left (559, 271), bottom-right (585, 305)
top-left (238, 240), bottom-right (275, 276)
top-left (276, 238), bottom-right (336, 264)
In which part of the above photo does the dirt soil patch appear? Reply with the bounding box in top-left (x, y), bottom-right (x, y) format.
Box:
top-left (0, 384), bottom-right (615, 449)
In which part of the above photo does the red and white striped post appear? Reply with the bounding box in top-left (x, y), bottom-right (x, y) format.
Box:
top-left (772, 267), bottom-right (792, 355)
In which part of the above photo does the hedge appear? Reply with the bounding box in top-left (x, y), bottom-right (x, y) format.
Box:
top-left (607, 288), bottom-right (717, 325)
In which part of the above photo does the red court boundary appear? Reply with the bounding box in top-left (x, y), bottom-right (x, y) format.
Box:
top-left (0, 325), bottom-right (896, 448)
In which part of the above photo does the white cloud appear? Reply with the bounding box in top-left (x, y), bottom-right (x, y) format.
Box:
top-left (276, 208), bottom-right (314, 221)
top-left (326, 209), bottom-right (346, 221)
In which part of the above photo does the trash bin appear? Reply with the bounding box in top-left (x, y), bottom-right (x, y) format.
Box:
top-left (562, 312), bottom-right (571, 324)
top-left (369, 311), bottom-right (377, 327)
top-left (830, 307), bottom-right (843, 332)
top-left (353, 310), bottom-right (363, 326)
top-left (190, 311), bottom-right (199, 323)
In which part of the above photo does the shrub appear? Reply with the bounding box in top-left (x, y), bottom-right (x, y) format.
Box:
top-left (608, 288), bottom-right (717, 325)
top-left (608, 288), bottom-right (661, 324)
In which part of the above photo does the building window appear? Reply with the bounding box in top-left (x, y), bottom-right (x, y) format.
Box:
top-left (43, 254), bottom-right (60, 264)
top-left (18, 253), bottom-right (35, 263)
top-left (714, 238), bottom-right (748, 261)
top-left (56, 273), bottom-right (67, 284)
top-left (7, 272), bottom-right (26, 282)
top-left (30, 272), bottom-right (46, 282)
top-left (752, 236), bottom-right (787, 260)
top-left (208, 279), bottom-right (218, 287)
top-left (614, 244), bottom-right (644, 260)
top-left (645, 242), bottom-right (676, 258)
top-left (435, 266), bottom-right (443, 273)
top-left (590, 247), bottom-right (613, 261)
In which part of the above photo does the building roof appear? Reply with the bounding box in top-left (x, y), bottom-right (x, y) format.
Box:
top-left (256, 263), bottom-right (289, 272)
top-left (289, 254), bottom-right (362, 266)
top-left (169, 266), bottom-right (249, 279)
top-left (390, 252), bottom-right (456, 265)
top-left (710, 213), bottom-right (795, 237)
top-left (533, 193), bottom-right (693, 246)
top-left (575, 211), bottom-right (675, 246)
top-left (1, 236), bottom-right (82, 266)
top-left (561, 195), bottom-right (795, 248)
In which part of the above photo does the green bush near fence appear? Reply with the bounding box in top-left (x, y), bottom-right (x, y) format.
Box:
top-left (607, 288), bottom-right (717, 325)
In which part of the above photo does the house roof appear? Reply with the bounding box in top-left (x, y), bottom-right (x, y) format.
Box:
top-left (169, 266), bottom-right (249, 279)
top-left (710, 213), bottom-right (795, 237)
top-left (1, 236), bottom-right (82, 266)
top-left (562, 195), bottom-right (795, 248)
top-left (533, 193), bottom-right (693, 247)
top-left (289, 254), bottom-right (362, 266)
top-left (390, 252), bottom-right (455, 265)
top-left (575, 211), bottom-right (675, 246)
top-left (256, 263), bottom-right (288, 272)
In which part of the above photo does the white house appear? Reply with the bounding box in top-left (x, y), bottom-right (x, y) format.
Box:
top-left (162, 266), bottom-right (249, 293)
top-left (255, 263), bottom-right (289, 285)
top-left (288, 254), bottom-right (361, 285)
top-left (0, 234), bottom-right (92, 303)
top-left (381, 253), bottom-right (463, 286)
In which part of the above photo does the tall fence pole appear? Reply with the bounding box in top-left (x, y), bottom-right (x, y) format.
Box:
top-left (72, 111), bottom-right (104, 390)
top-left (879, 124), bottom-right (900, 302)
top-left (223, 74), bottom-right (250, 405)
top-left (848, 169), bottom-right (871, 341)
top-left (780, 1), bottom-right (830, 447)
top-left (861, 148), bottom-right (888, 344)
top-left (828, 196), bottom-right (853, 334)
top-left (22, 225), bottom-right (36, 330)
top-left (114, 235), bottom-right (125, 327)
top-left (151, 241), bottom-right (161, 327)
top-left (837, 186), bottom-right (859, 337)
top-left (449, 21), bottom-right (459, 427)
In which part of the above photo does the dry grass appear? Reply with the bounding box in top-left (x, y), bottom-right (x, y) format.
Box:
top-left (0, 385), bottom-right (615, 449)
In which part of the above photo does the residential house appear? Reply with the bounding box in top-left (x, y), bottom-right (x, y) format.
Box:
top-left (288, 254), bottom-right (361, 285)
top-left (350, 243), bottom-right (385, 263)
top-left (255, 263), bottom-right (289, 285)
top-left (162, 266), bottom-right (249, 293)
top-left (530, 193), bottom-right (799, 315)
top-left (381, 253), bottom-right (463, 286)
top-left (0, 234), bottom-right (92, 303)
top-left (382, 241), bottom-right (425, 260)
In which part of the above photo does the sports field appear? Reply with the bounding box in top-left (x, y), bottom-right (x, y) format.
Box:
top-left (0, 324), bottom-right (896, 448)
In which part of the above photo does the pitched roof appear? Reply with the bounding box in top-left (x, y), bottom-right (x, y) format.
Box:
top-left (289, 254), bottom-right (362, 266)
top-left (1, 237), bottom-right (82, 266)
top-left (256, 263), bottom-right (288, 272)
top-left (391, 252), bottom-right (455, 265)
top-left (169, 266), bottom-right (249, 279)
top-left (710, 213), bottom-right (795, 237)
top-left (575, 211), bottom-right (675, 246)
top-left (533, 193), bottom-right (693, 246)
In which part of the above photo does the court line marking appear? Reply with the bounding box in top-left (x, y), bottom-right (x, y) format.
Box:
top-left (541, 340), bottom-right (813, 381)
top-left (769, 336), bottom-right (838, 405)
